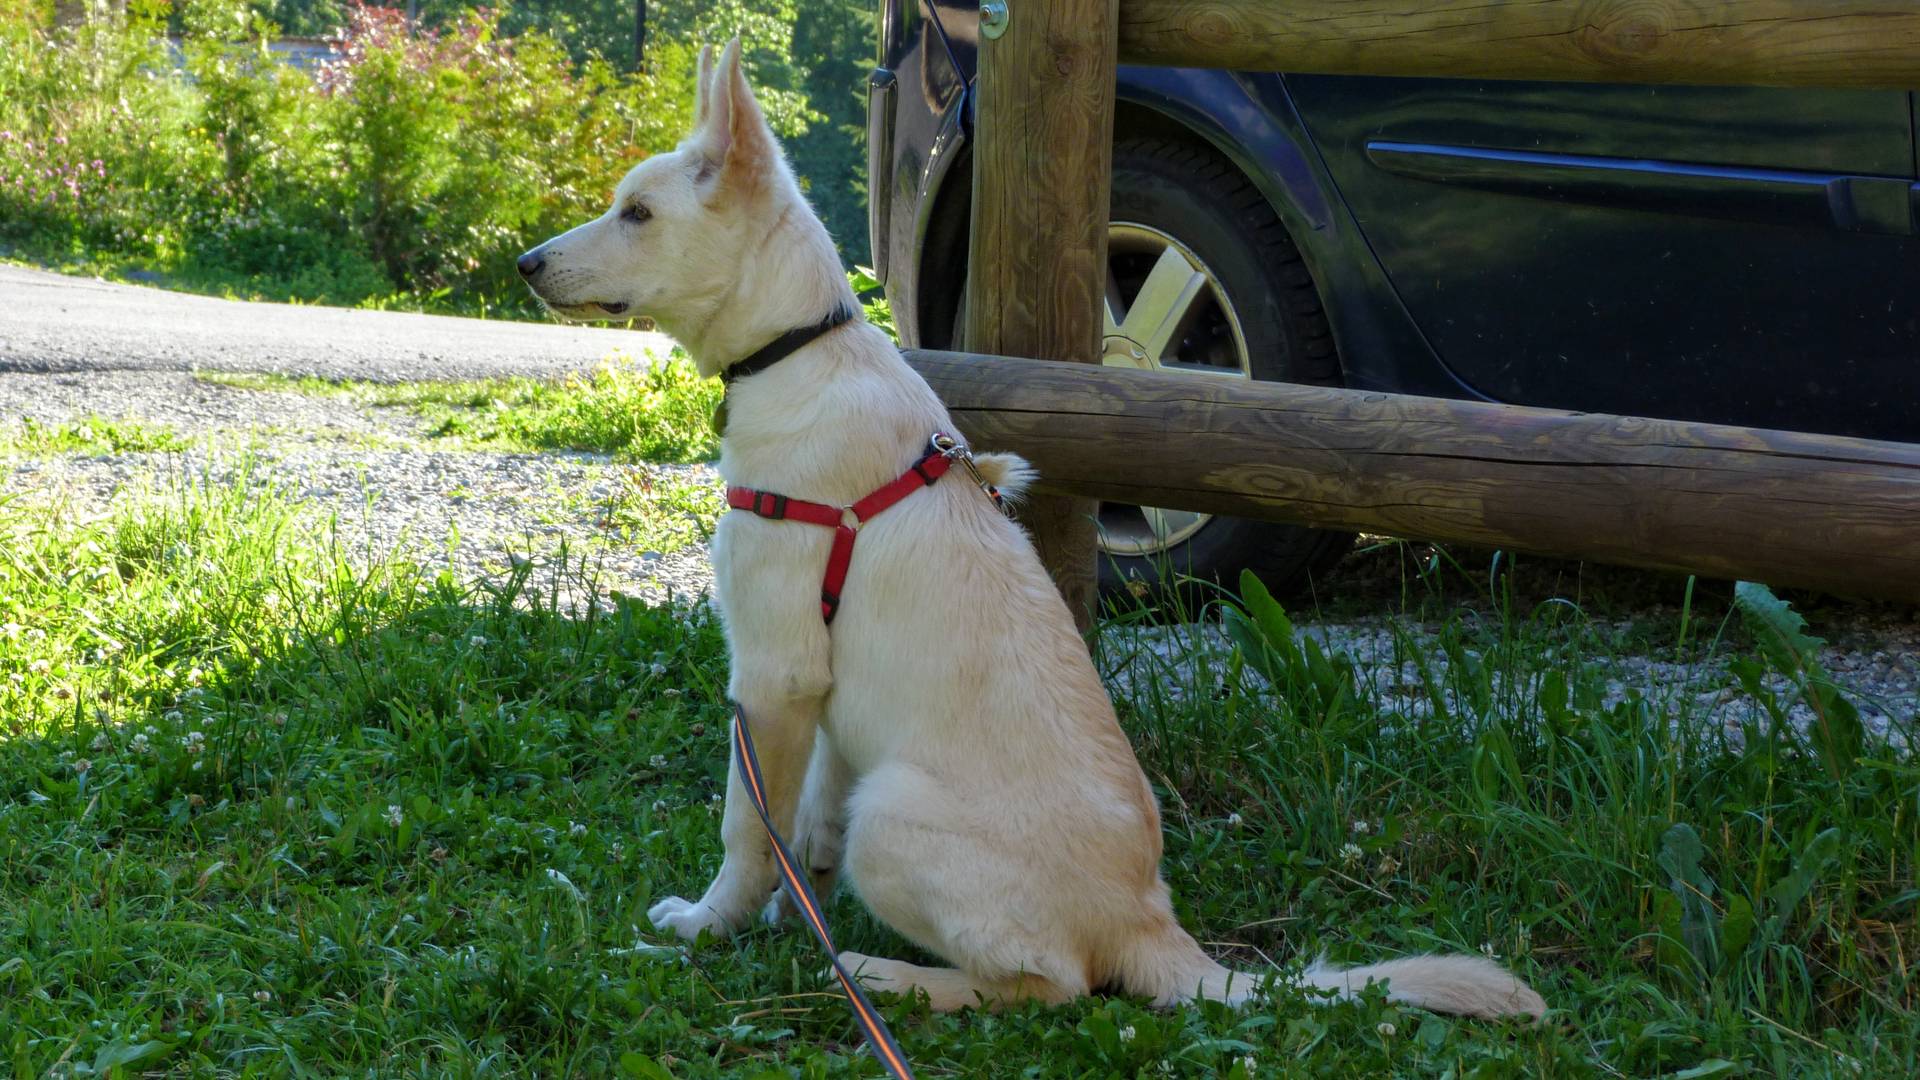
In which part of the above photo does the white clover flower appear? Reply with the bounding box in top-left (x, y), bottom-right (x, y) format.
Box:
top-left (386, 805), bottom-right (404, 828)
top-left (569, 821), bottom-right (587, 837)
top-left (650, 799), bottom-right (668, 812)
top-left (1376, 1021), bottom-right (1395, 1038)
top-left (648, 662), bottom-right (668, 677)
top-left (1118, 1024), bottom-right (1137, 1043)
top-left (187, 667), bottom-right (204, 686)
top-left (662, 688), bottom-right (681, 698)
top-left (73, 758), bottom-right (90, 774)
top-left (253, 990), bottom-right (271, 1003)
top-left (1350, 820), bottom-right (1372, 835)
top-left (24, 628), bottom-right (44, 642)
top-left (469, 635), bottom-right (488, 647)
top-left (1226, 812), bottom-right (1243, 829)
top-left (0, 621), bottom-right (21, 639)
top-left (90, 732), bottom-right (110, 751)
top-left (164, 710), bottom-right (184, 724)
top-left (648, 754), bottom-right (668, 769)
top-left (1339, 842), bottom-right (1363, 867)
top-left (26, 659), bottom-right (51, 675)
top-left (130, 733), bottom-right (150, 754)
top-left (1237, 1055), bottom-right (1257, 1075)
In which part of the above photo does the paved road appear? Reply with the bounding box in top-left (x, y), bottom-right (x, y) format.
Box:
top-left (0, 264), bottom-right (673, 382)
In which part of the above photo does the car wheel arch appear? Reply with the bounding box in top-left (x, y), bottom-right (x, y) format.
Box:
top-left (913, 93), bottom-right (1344, 360)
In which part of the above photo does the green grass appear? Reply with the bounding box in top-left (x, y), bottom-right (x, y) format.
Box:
top-left (1, 471), bottom-right (1914, 1077)
top-left (533, 464), bottom-right (727, 558)
top-left (200, 352), bottom-right (722, 464)
top-left (0, 415), bottom-right (191, 458)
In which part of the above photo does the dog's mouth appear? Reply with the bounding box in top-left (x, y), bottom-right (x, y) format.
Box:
top-left (539, 297), bottom-right (634, 322)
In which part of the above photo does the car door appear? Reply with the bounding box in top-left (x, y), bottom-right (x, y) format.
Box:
top-left (1285, 78), bottom-right (1919, 442)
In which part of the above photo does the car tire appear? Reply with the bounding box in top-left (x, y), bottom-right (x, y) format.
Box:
top-left (1094, 139), bottom-right (1352, 608)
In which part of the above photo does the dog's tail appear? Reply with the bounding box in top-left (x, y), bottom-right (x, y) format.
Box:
top-left (1118, 926), bottom-right (1546, 1020)
top-left (970, 452), bottom-right (1037, 505)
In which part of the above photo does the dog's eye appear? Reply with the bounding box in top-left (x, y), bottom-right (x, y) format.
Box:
top-left (621, 203), bottom-right (651, 224)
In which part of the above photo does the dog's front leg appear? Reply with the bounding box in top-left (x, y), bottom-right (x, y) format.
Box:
top-left (649, 675), bottom-right (827, 942)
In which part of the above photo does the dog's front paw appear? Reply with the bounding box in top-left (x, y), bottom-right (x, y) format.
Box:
top-left (648, 895), bottom-right (739, 942)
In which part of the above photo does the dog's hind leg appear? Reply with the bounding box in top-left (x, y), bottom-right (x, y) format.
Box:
top-left (836, 953), bottom-right (1077, 1012)
top-left (839, 763), bottom-right (1093, 1008)
top-left (763, 729), bottom-right (853, 925)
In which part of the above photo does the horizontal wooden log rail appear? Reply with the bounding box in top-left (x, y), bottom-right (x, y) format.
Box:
top-left (1117, 0), bottom-right (1920, 89)
top-left (905, 350), bottom-right (1920, 600)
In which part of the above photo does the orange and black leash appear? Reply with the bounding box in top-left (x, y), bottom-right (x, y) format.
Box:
top-left (731, 704), bottom-right (916, 1079)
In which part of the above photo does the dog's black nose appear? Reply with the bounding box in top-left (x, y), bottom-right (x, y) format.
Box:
top-left (516, 251), bottom-right (545, 278)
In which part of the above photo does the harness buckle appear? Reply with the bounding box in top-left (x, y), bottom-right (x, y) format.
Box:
top-left (929, 432), bottom-right (1007, 515)
top-left (840, 506), bottom-right (861, 531)
top-left (757, 492), bottom-right (789, 519)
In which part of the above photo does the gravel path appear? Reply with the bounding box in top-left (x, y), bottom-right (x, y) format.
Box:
top-left (2, 267), bottom-right (1914, 740)
top-left (0, 264), bottom-right (659, 382)
top-left (1, 267), bottom-right (707, 606)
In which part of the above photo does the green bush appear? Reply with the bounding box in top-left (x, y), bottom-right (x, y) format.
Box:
top-left (0, 1), bottom-right (723, 316)
top-left (0, 0), bottom-right (209, 262)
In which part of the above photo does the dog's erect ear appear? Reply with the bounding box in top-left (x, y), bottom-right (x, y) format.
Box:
top-left (691, 43), bottom-right (717, 130)
top-left (691, 36), bottom-right (777, 194)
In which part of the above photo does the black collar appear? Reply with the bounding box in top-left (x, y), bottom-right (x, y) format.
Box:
top-left (720, 303), bottom-right (859, 387)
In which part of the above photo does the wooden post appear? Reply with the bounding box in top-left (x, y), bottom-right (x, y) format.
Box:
top-left (965, 0), bottom-right (1120, 631)
top-left (905, 351), bottom-right (1920, 601)
top-left (1117, 0), bottom-right (1920, 88)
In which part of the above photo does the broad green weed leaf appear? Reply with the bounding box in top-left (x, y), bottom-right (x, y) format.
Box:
top-left (91, 1038), bottom-right (175, 1074)
top-left (1657, 823), bottom-right (1718, 969)
top-left (1765, 827), bottom-right (1844, 934)
top-left (1733, 581), bottom-right (1823, 672)
top-left (1238, 570), bottom-right (1301, 671)
top-left (1720, 892), bottom-right (1755, 957)
top-left (618, 1052), bottom-right (675, 1079)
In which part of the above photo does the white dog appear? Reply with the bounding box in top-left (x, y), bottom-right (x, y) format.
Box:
top-left (518, 39), bottom-right (1546, 1020)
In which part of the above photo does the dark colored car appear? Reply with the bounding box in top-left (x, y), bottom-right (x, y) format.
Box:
top-left (866, 0), bottom-right (1920, 596)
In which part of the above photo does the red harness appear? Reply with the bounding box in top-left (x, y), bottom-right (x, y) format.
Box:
top-left (726, 435), bottom-right (995, 623)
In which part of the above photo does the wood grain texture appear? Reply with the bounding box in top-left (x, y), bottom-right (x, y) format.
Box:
top-left (1119, 0), bottom-right (1920, 88)
top-left (964, 0), bottom-right (1119, 629)
top-left (905, 350), bottom-right (1920, 600)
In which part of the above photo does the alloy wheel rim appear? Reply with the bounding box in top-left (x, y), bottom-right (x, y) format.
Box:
top-left (1097, 222), bottom-right (1251, 559)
